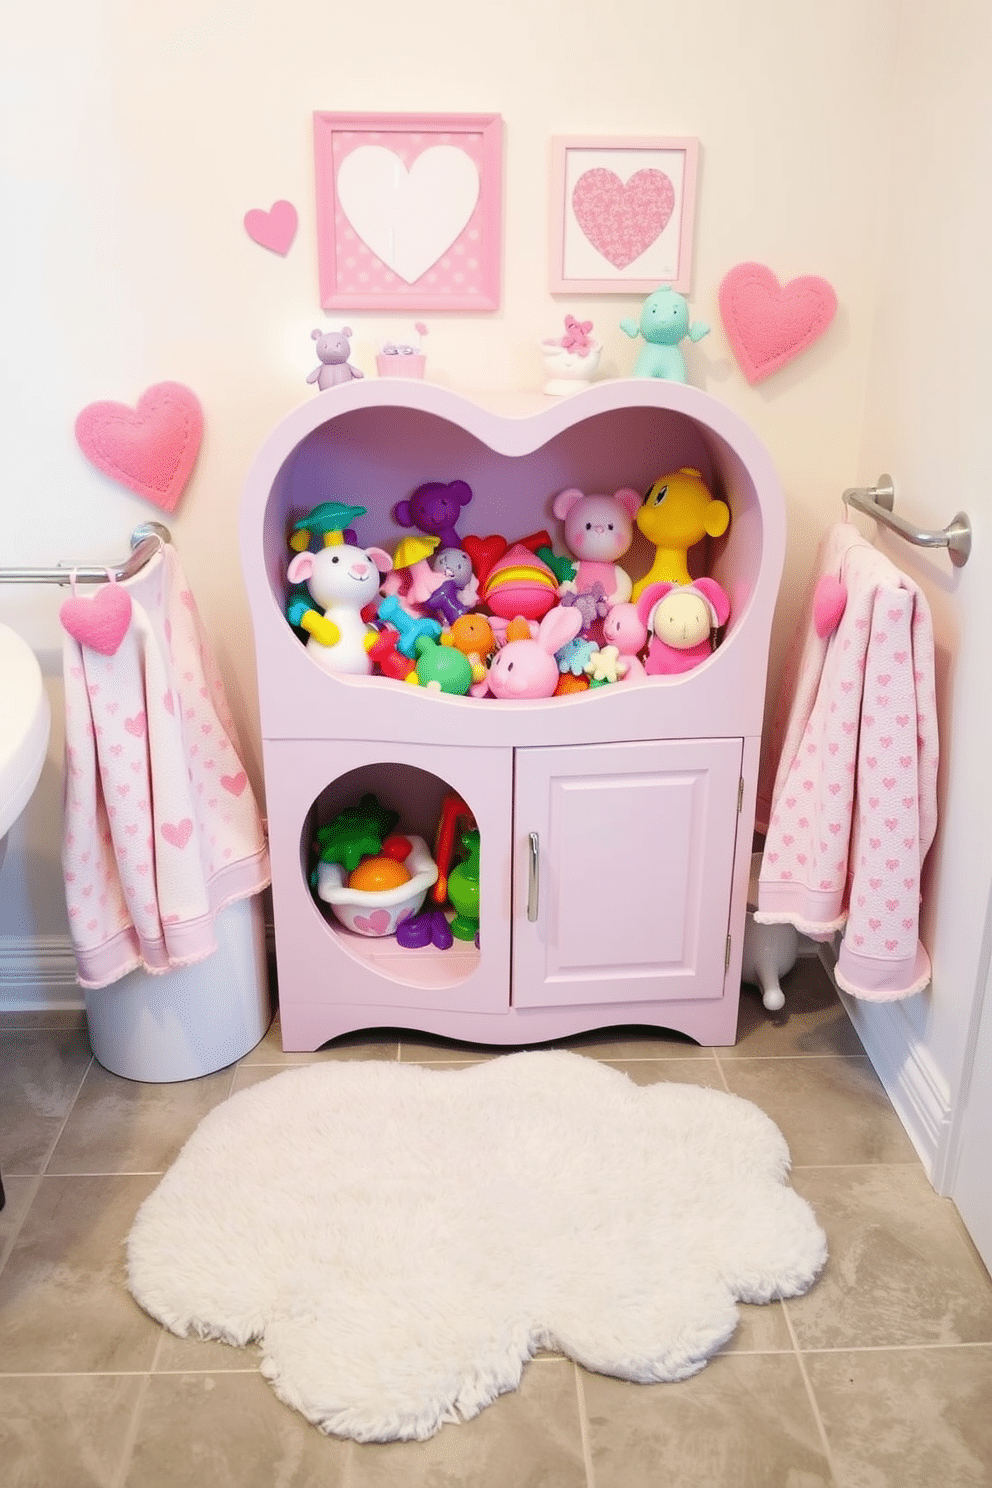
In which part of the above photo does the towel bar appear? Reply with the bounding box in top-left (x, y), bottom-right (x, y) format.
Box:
top-left (0, 522), bottom-right (171, 586)
top-left (843, 475), bottom-right (971, 567)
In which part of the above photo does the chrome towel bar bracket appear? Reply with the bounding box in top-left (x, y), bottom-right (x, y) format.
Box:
top-left (0, 522), bottom-right (172, 586)
top-left (843, 475), bottom-right (971, 567)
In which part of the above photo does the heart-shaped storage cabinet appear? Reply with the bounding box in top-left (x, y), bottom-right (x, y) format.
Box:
top-left (240, 380), bottom-right (784, 1049)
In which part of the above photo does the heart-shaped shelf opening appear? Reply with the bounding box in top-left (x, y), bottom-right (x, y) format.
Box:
top-left (241, 381), bottom-right (783, 753)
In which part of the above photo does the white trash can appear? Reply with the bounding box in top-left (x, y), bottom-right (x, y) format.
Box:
top-left (84, 894), bottom-right (271, 1082)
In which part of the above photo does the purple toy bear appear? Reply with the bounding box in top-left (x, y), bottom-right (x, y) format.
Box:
top-left (392, 479), bottom-right (473, 548)
top-left (307, 327), bottom-right (365, 391)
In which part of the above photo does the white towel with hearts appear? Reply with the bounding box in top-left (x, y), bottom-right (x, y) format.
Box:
top-left (60, 545), bottom-right (269, 989)
top-left (754, 523), bottom-right (938, 1001)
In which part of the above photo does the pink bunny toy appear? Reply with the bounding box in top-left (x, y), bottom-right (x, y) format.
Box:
top-left (486, 605), bottom-right (583, 699)
top-left (636, 578), bottom-right (731, 676)
top-left (601, 602), bottom-right (649, 681)
top-left (552, 486), bottom-right (641, 640)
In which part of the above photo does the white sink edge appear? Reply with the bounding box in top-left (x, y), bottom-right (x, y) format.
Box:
top-left (0, 624), bottom-right (53, 841)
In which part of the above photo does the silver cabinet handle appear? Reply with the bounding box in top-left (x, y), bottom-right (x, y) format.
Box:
top-left (527, 832), bottom-right (540, 922)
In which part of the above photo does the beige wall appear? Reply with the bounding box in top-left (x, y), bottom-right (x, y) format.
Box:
top-left (854, 0), bottom-right (992, 1178)
top-left (1, 2), bottom-right (903, 968)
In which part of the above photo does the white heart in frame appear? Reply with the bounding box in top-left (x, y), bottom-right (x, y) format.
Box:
top-left (336, 144), bottom-right (480, 284)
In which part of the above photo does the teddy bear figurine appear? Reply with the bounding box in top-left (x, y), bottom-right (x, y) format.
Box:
top-left (307, 327), bottom-right (365, 390)
top-left (552, 485), bottom-right (641, 640)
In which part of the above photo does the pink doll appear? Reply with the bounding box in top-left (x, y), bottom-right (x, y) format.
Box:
top-left (635, 578), bottom-right (730, 676)
top-left (601, 602), bottom-right (649, 681)
top-left (486, 605), bottom-right (583, 699)
top-left (552, 487), bottom-right (641, 640)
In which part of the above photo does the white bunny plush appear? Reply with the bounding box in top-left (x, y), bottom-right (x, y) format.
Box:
top-left (486, 606), bottom-right (583, 699)
top-left (287, 541), bottom-right (392, 675)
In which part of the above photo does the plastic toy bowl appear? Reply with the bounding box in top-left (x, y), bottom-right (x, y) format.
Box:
top-left (540, 339), bottom-right (602, 397)
top-left (315, 834), bottom-right (439, 937)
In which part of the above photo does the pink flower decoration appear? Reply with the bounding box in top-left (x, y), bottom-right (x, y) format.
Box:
top-left (560, 315), bottom-right (594, 356)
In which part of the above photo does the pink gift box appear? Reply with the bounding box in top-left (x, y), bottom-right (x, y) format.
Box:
top-left (376, 354), bottom-right (426, 379)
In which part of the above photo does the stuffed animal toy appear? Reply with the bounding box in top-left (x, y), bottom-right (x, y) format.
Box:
top-left (306, 328), bottom-right (364, 390)
top-left (632, 468), bottom-right (730, 597)
top-left (552, 486), bottom-right (640, 638)
top-left (287, 539), bottom-right (392, 675)
top-left (393, 480), bottom-right (473, 549)
top-left (486, 605), bottom-right (584, 699)
top-left (390, 538), bottom-right (479, 621)
top-left (619, 286), bottom-right (709, 383)
top-left (635, 578), bottom-right (731, 676)
top-left (601, 602), bottom-right (649, 681)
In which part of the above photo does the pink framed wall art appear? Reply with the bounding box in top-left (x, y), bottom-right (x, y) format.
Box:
top-left (314, 112), bottom-right (503, 312)
top-left (549, 136), bottom-right (699, 295)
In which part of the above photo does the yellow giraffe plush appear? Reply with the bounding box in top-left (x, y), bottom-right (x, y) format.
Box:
top-left (631, 467), bottom-right (730, 598)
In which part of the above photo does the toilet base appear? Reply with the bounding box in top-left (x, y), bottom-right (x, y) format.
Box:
top-left (742, 852), bottom-right (799, 1011)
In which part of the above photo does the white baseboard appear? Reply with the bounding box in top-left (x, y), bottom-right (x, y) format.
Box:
top-left (816, 943), bottom-right (953, 1189)
top-left (0, 935), bottom-right (84, 1010)
top-left (1, 918), bottom-right (277, 1015)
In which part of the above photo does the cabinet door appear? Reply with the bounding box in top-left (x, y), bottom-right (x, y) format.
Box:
top-left (513, 738), bottom-right (743, 1008)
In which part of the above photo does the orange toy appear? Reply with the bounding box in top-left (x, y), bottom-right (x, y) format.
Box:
top-left (444, 613), bottom-right (495, 659)
top-left (347, 832), bottom-right (414, 892)
top-left (348, 856), bottom-right (412, 892)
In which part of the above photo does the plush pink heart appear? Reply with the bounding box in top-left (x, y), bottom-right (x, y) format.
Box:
top-left (59, 585), bottom-right (133, 656)
top-left (813, 574), bottom-right (847, 638)
top-left (719, 262), bottom-right (837, 384)
top-left (75, 382), bottom-right (203, 513)
top-left (243, 199), bottom-right (298, 256)
top-left (571, 169), bottom-right (675, 270)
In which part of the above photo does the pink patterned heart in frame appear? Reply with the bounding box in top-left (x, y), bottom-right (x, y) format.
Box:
top-left (571, 168), bottom-right (675, 270)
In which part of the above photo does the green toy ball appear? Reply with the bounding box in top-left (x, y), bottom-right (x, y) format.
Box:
top-left (413, 636), bottom-right (474, 695)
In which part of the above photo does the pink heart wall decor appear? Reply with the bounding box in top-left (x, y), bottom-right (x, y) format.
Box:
top-left (571, 169), bottom-right (675, 270)
top-left (244, 199), bottom-right (298, 255)
top-left (718, 262), bottom-right (837, 384)
top-left (75, 382), bottom-right (204, 513)
top-left (59, 584), bottom-right (133, 656)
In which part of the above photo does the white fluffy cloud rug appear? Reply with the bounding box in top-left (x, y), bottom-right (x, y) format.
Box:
top-left (127, 1051), bottom-right (826, 1442)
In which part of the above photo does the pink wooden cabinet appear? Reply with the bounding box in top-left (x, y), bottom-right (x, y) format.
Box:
top-left (239, 380), bottom-right (784, 1050)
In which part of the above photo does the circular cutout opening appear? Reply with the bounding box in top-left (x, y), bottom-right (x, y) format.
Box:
top-left (301, 763), bottom-right (481, 988)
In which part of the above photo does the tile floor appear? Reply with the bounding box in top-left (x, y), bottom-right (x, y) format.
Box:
top-left (1, 955), bottom-right (991, 1487)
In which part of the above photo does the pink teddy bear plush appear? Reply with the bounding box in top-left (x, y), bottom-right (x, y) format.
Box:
top-left (635, 578), bottom-right (731, 676)
top-left (601, 602), bottom-right (649, 681)
top-left (552, 486), bottom-right (641, 641)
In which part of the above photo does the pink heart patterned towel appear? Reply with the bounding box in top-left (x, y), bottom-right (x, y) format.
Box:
top-left (755, 524), bottom-right (938, 1001)
top-left (61, 544), bottom-right (270, 988)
